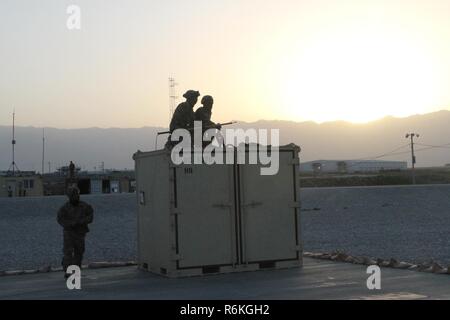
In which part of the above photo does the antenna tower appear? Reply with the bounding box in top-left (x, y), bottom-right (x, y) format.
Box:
top-left (7, 110), bottom-right (20, 176)
top-left (168, 77), bottom-right (178, 121)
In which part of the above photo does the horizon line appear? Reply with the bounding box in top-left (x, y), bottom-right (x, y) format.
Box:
top-left (0, 109), bottom-right (449, 130)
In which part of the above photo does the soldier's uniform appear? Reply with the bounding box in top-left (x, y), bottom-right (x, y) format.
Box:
top-left (169, 101), bottom-right (196, 132)
top-left (166, 90), bottom-right (200, 149)
top-left (194, 95), bottom-right (222, 147)
top-left (194, 106), bottom-right (215, 128)
top-left (69, 161), bottom-right (75, 179)
top-left (57, 188), bottom-right (93, 274)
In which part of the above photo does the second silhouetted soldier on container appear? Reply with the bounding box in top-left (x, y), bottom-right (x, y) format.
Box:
top-left (195, 95), bottom-right (222, 147)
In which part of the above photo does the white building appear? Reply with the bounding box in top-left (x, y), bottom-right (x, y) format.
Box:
top-left (300, 160), bottom-right (407, 174)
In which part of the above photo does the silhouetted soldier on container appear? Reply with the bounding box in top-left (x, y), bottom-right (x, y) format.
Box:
top-left (57, 186), bottom-right (93, 278)
top-left (195, 95), bottom-right (221, 129)
top-left (165, 90), bottom-right (200, 149)
top-left (195, 95), bottom-right (222, 147)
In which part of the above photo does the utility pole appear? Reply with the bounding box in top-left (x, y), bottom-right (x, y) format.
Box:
top-left (405, 133), bottom-right (419, 184)
top-left (42, 128), bottom-right (45, 174)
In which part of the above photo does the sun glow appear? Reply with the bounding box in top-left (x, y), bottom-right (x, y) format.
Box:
top-left (278, 28), bottom-right (436, 123)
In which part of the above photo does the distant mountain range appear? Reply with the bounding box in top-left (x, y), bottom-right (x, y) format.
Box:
top-left (2, 110), bottom-right (450, 172)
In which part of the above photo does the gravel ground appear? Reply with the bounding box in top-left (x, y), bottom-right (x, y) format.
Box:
top-left (301, 185), bottom-right (450, 266)
top-left (0, 194), bottom-right (137, 271)
top-left (0, 185), bottom-right (449, 271)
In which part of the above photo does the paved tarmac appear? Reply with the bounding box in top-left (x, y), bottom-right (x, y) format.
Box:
top-left (0, 258), bottom-right (449, 300)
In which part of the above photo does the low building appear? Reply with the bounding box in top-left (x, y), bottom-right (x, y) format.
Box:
top-left (300, 160), bottom-right (407, 174)
top-left (0, 172), bottom-right (44, 197)
top-left (42, 169), bottom-right (135, 195)
top-left (42, 173), bottom-right (66, 196)
top-left (76, 170), bottom-right (135, 194)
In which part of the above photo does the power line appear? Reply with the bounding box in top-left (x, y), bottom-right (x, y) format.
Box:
top-left (341, 139), bottom-right (450, 171)
top-left (354, 143), bottom-right (411, 161)
top-left (345, 140), bottom-right (450, 164)
top-left (344, 143), bottom-right (450, 170)
top-left (344, 143), bottom-right (411, 169)
top-left (415, 142), bottom-right (450, 149)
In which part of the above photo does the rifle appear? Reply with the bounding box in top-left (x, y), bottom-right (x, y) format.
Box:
top-left (157, 121), bottom-right (237, 136)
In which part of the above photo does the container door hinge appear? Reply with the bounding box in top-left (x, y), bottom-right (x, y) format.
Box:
top-left (168, 163), bottom-right (178, 169)
top-left (289, 201), bottom-right (301, 208)
top-left (171, 253), bottom-right (183, 261)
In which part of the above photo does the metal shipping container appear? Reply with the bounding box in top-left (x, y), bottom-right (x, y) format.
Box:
top-left (133, 144), bottom-right (302, 277)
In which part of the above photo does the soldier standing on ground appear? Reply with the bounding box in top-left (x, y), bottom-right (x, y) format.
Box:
top-left (57, 186), bottom-right (94, 278)
top-left (69, 161), bottom-right (75, 179)
top-left (165, 90), bottom-right (200, 149)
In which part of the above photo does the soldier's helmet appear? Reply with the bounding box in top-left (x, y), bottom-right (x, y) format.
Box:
top-left (67, 186), bottom-right (80, 204)
top-left (67, 186), bottom-right (80, 196)
top-left (183, 90), bottom-right (200, 99)
top-left (201, 95), bottom-right (214, 105)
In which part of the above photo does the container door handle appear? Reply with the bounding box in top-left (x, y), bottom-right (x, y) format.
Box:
top-left (242, 201), bottom-right (263, 208)
top-left (212, 202), bottom-right (232, 209)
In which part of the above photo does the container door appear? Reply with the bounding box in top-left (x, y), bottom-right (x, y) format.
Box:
top-left (90, 179), bottom-right (102, 194)
top-left (175, 163), bottom-right (237, 268)
top-left (239, 149), bottom-right (300, 263)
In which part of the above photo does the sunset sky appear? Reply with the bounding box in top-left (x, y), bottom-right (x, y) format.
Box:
top-left (1, 0), bottom-right (450, 128)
